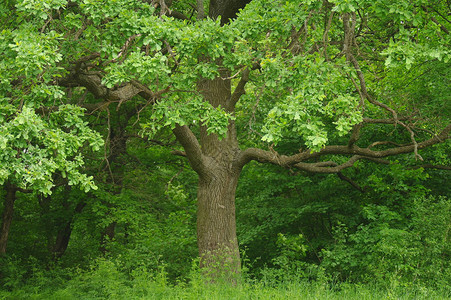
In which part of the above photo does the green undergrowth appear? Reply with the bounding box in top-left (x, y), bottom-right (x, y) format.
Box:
top-left (1, 258), bottom-right (449, 300)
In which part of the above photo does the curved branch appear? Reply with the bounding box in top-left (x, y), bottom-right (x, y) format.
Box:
top-left (229, 67), bottom-right (250, 110)
top-left (368, 140), bottom-right (407, 149)
top-left (342, 14), bottom-right (398, 121)
top-left (348, 123), bottom-right (363, 147)
top-left (293, 155), bottom-right (356, 173)
top-left (239, 123), bottom-right (450, 170)
top-left (317, 124), bottom-right (450, 159)
top-left (59, 54), bottom-right (171, 114)
top-left (238, 147), bottom-right (311, 169)
top-left (293, 155), bottom-right (384, 173)
top-left (342, 12), bottom-right (426, 160)
top-left (337, 172), bottom-right (365, 193)
top-left (168, 10), bottom-right (189, 20)
top-left (172, 125), bottom-right (206, 175)
top-left (349, 123), bottom-right (451, 158)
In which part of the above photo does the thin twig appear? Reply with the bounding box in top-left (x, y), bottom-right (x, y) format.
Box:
top-left (103, 107), bottom-right (115, 184)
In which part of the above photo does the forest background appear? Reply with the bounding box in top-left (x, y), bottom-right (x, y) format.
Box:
top-left (0, 0), bottom-right (450, 298)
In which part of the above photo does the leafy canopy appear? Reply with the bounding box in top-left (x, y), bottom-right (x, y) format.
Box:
top-left (1, 0), bottom-right (449, 180)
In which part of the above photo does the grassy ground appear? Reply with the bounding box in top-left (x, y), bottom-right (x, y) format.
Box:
top-left (1, 259), bottom-right (449, 299)
top-left (1, 276), bottom-right (449, 299)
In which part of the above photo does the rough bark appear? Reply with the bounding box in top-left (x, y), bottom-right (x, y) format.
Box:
top-left (173, 2), bottom-right (255, 274)
top-left (0, 182), bottom-right (17, 255)
top-left (197, 69), bottom-right (243, 278)
top-left (197, 166), bottom-right (241, 280)
top-left (173, 67), bottom-right (245, 278)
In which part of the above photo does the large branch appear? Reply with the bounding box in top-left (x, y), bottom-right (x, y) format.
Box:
top-left (293, 155), bottom-right (361, 173)
top-left (58, 54), bottom-right (170, 113)
top-left (172, 125), bottom-right (206, 175)
top-left (322, 124), bottom-right (450, 159)
top-left (293, 155), bottom-right (389, 173)
top-left (239, 123), bottom-right (450, 171)
top-left (238, 147), bottom-right (312, 169)
top-left (60, 72), bottom-right (155, 102)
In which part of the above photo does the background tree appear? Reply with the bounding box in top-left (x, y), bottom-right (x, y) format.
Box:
top-left (0, 105), bottom-right (102, 255)
top-left (1, 0), bottom-right (450, 280)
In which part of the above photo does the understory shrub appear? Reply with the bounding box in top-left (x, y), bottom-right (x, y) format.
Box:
top-left (320, 195), bottom-right (450, 290)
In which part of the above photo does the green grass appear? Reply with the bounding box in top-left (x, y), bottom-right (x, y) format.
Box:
top-left (1, 259), bottom-right (449, 299)
top-left (1, 275), bottom-right (449, 300)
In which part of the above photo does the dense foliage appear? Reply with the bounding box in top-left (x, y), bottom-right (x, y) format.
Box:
top-left (0, 0), bottom-right (450, 297)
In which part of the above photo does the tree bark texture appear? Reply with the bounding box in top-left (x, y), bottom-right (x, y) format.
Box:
top-left (172, 66), bottom-right (245, 278)
top-left (186, 2), bottom-right (253, 276)
top-left (197, 166), bottom-right (241, 279)
top-left (197, 72), bottom-right (243, 278)
top-left (0, 182), bottom-right (17, 255)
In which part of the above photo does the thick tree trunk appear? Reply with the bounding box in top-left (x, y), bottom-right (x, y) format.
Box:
top-left (197, 165), bottom-right (241, 280)
top-left (172, 67), bottom-right (245, 279)
top-left (183, 1), bottom-right (253, 278)
top-left (0, 182), bottom-right (17, 255)
top-left (174, 0), bottom-right (250, 277)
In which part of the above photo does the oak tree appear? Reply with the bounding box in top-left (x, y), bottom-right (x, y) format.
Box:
top-left (1, 0), bottom-right (450, 277)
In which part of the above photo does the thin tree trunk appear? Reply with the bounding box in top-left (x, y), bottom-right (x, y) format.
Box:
top-left (196, 0), bottom-right (205, 20)
top-left (98, 104), bottom-right (129, 254)
top-left (0, 182), bottom-right (17, 255)
top-left (99, 222), bottom-right (116, 254)
top-left (52, 201), bottom-right (86, 259)
top-left (53, 222), bottom-right (72, 258)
